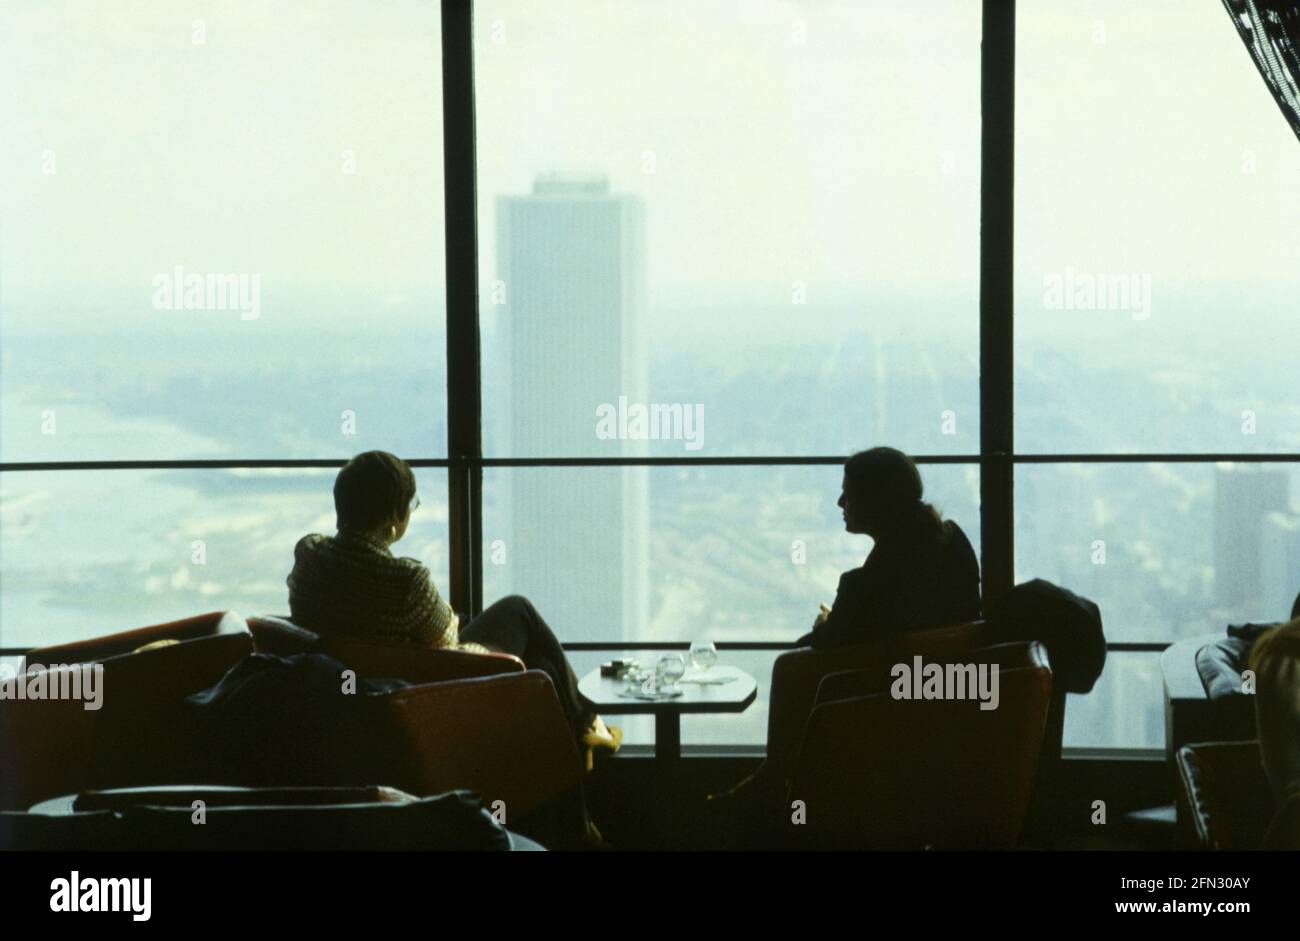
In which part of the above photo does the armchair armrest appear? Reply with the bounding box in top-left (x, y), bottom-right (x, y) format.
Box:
top-left (1174, 740), bottom-right (1274, 850)
top-left (378, 670), bottom-right (582, 820)
top-left (322, 635), bottom-right (524, 684)
top-left (815, 669), bottom-right (882, 707)
top-left (1163, 634), bottom-right (1256, 767)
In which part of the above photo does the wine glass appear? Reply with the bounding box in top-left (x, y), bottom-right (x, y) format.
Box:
top-left (657, 653), bottom-right (687, 691)
top-left (624, 664), bottom-right (646, 694)
top-left (689, 641), bottom-right (718, 675)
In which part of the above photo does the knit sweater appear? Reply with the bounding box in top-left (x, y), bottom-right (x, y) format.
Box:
top-left (286, 529), bottom-right (487, 652)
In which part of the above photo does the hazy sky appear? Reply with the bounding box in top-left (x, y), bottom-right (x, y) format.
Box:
top-left (0, 1), bottom-right (445, 300)
top-left (1, 0), bottom-right (1297, 318)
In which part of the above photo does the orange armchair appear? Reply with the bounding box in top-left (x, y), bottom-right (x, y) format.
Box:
top-left (1, 631), bottom-right (253, 810)
top-left (81, 667), bottom-right (582, 826)
top-left (377, 671), bottom-right (583, 819)
top-left (78, 620), bottom-right (583, 828)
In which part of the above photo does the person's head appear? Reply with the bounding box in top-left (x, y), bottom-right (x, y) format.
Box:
top-left (333, 451), bottom-right (418, 544)
top-left (838, 446), bottom-right (942, 541)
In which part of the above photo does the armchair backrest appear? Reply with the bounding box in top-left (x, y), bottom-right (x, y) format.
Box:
top-left (23, 610), bottom-right (246, 666)
top-left (82, 655), bottom-right (579, 824)
top-left (788, 640), bottom-right (1051, 849)
top-left (1, 632), bottom-right (252, 810)
top-left (246, 614), bottom-right (525, 683)
top-left (768, 619), bottom-right (990, 769)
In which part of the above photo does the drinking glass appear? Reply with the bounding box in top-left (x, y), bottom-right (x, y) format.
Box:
top-left (689, 641), bottom-right (718, 673)
top-left (624, 665), bottom-right (645, 694)
top-left (657, 653), bottom-right (687, 690)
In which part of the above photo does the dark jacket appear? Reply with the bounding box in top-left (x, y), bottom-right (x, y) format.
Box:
top-left (798, 519), bottom-right (982, 649)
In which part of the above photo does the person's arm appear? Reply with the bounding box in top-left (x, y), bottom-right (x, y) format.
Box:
top-left (794, 604), bottom-right (832, 647)
top-left (406, 565), bottom-right (457, 648)
top-left (798, 572), bottom-right (872, 649)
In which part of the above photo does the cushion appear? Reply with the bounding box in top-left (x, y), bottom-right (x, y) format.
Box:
top-left (247, 615), bottom-right (321, 656)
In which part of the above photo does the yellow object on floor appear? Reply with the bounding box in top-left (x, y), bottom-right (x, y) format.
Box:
top-left (582, 717), bottom-right (623, 772)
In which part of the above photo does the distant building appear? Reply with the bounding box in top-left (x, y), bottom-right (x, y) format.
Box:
top-left (494, 173), bottom-right (649, 640)
top-left (1260, 511), bottom-right (1300, 621)
top-left (1213, 464), bottom-right (1290, 620)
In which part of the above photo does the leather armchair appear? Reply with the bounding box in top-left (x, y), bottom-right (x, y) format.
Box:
top-left (1174, 740), bottom-right (1279, 849)
top-left (81, 645), bottom-right (583, 826)
top-left (767, 619), bottom-right (990, 770)
top-left (0, 631), bottom-right (253, 810)
top-left (377, 671), bottom-right (583, 819)
top-left (787, 641), bottom-right (1052, 849)
top-left (7, 612), bottom-right (581, 836)
top-left (1162, 634), bottom-right (1258, 768)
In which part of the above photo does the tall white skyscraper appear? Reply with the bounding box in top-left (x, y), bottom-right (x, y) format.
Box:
top-left (494, 174), bottom-right (649, 640)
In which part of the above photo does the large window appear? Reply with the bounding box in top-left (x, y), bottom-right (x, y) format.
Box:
top-left (472, 0), bottom-right (982, 746)
top-left (1015, 1), bottom-right (1300, 748)
top-left (474, 0), bottom-right (981, 460)
top-left (3, 0), bottom-right (1293, 752)
top-left (0, 1), bottom-right (449, 643)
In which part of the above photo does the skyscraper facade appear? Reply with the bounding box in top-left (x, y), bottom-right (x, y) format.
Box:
top-left (494, 174), bottom-right (649, 641)
top-left (1213, 463), bottom-right (1290, 620)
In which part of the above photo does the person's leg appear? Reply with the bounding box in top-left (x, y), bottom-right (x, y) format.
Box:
top-left (461, 595), bottom-right (594, 737)
top-left (458, 597), bottom-right (529, 656)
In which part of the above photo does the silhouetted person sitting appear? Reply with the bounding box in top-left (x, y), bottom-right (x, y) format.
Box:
top-left (797, 446), bottom-right (981, 648)
top-left (705, 448), bottom-right (982, 845)
top-left (286, 450), bottom-right (621, 765)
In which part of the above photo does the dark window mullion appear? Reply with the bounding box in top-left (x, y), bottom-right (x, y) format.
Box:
top-left (980, 0), bottom-right (1016, 604)
top-left (441, 0), bottom-right (483, 616)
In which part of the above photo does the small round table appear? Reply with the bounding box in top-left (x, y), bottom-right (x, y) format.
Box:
top-left (578, 664), bottom-right (757, 761)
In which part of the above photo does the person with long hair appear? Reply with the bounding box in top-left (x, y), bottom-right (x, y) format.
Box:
top-left (285, 451), bottom-right (621, 766)
top-left (798, 446), bottom-right (981, 648)
top-left (704, 447), bottom-right (982, 840)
